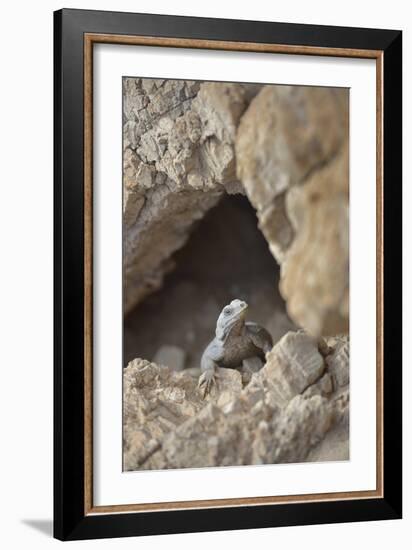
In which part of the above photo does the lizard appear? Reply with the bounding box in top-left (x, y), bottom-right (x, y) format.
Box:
top-left (198, 299), bottom-right (273, 397)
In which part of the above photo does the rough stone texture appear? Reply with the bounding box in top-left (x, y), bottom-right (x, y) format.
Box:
top-left (326, 335), bottom-right (350, 389)
top-left (123, 331), bottom-right (349, 471)
top-left (123, 79), bottom-right (349, 336)
top-left (280, 143), bottom-right (349, 335)
top-left (305, 404), bottom-right (350, 462)
top-left (248, 331), bottom-right (325, 407)
top-left (236, 85), bottom-right (349, 335)
top-left (123, 358), bottom-right (242, 470)
top-left (123, 79), bottom-right (262, 313)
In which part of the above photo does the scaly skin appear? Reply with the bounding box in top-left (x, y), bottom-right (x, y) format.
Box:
top-left (198, 299), bottom-right (273, 397)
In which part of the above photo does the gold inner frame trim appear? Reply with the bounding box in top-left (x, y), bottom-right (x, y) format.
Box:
top-left (84, 32), bottom-right (384, 515)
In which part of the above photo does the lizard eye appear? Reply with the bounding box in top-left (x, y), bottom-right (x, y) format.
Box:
top-left (223, 307), bottom-right (232, 316)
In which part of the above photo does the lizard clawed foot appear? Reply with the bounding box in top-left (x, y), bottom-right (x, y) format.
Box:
top-left (198, 370), bottom-right (219, 398)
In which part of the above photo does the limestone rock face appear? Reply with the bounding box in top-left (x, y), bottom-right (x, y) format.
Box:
top-left (249, 331), bottom-right (326, 407)
top-left (236, 86), bottom-right (347, 253)
top-left (325, 335), bottom-right (350, 389)
top-left (236, 85), bottom-right (349, 335)
top-left (123, 79), bottom-right (262, 313)
top-left (123, 331), bottom-right (349, 471)
top-left (280, 144), bottom-right (349, 335)
top-left (123, 78), bottom-right (349, 336)
top-left (123, 358), bottom-right (242, 470)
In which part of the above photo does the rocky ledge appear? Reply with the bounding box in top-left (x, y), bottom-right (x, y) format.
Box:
top-left (123, 331), bottom-right (349, 471)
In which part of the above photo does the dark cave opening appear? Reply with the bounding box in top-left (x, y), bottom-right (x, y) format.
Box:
top-left (124, 194), bottom-right (294, 369)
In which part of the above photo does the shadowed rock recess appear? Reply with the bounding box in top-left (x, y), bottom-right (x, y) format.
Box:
top-left (123, 78), bottom-right (348, 335)
top-left (123, 78), bottom-right (349, 469)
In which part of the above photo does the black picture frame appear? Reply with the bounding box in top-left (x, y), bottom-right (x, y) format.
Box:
top-left (54, 8), bottom-right (402, 541)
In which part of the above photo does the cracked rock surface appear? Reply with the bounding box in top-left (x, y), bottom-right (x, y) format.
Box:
top-left (123, 78), bottom-right (349, 335)
top-left (236, 85), bottom-right (349, 335)
top-left (123, 78), bottom-right (262, 313)
top-left (123, 331), bottom-right (349, 471)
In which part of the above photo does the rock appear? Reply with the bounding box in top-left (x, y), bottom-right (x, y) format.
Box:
top-left (305, 388), bottom-right (350, 462)
top-left (280, 144), bottom-right (349, 336)
top-left (255, 394), bottom-right (336, 464)
top-left (124, 187), bottom-right (221, 311)
top-left (123, 331), bottom-right (349, 471)
top-left (236, 85), bottom-right (347, 261)
top-left (123, 79), bottom-right (262, 313)
top-left (179, 366), bottom-right (201, 379)
top-left (123, 78), bottom-right (349, 336)
top-left (123, 358), bottom-right (206, 470)
top-left (211, 367), bottom-right (243, 407)
top-left (122, 358), bottom-right (244, 470)
top-left (305, 417), bottom-right (350, 462)
top-left (326, 336), bottom-right (350, 388)
top-left (248, 331), bottom-right (325, 407)
top-left (236, 85), bottom-right (349, 335)
top-left (153, 345), bottom-right (186, 372)
top-left (303, 372), bottom-right (334, 398)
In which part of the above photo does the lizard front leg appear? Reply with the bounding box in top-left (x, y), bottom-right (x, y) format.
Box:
top-left (198, 356), bottom-right (219, 398)
top-left (198, 341), bottom-right (223, 398)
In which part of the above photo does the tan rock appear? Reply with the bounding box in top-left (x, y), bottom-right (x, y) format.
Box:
top-left (123, 79), bottom-right (262, 313)
top-left (281, 144), bottom-right (349, 335)
top-left (235, 85), bottom-right (349, 335)
top-left (124, 331), bottom-right (349, 471)
top-left (123, 79), bottom-right (350, 335)
top-left (248, 331), bottom-right (325, 407)
top-left (122, 358), bottom-right (244, 470)
top-left (326, 336), bottom-right (350, 388)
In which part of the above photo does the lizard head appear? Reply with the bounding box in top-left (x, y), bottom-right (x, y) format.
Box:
top-left (215, 299), bottom-right (248, 341)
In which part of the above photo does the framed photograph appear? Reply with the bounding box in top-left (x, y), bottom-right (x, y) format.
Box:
top-left (54, 8), bottom-right (402, 541)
